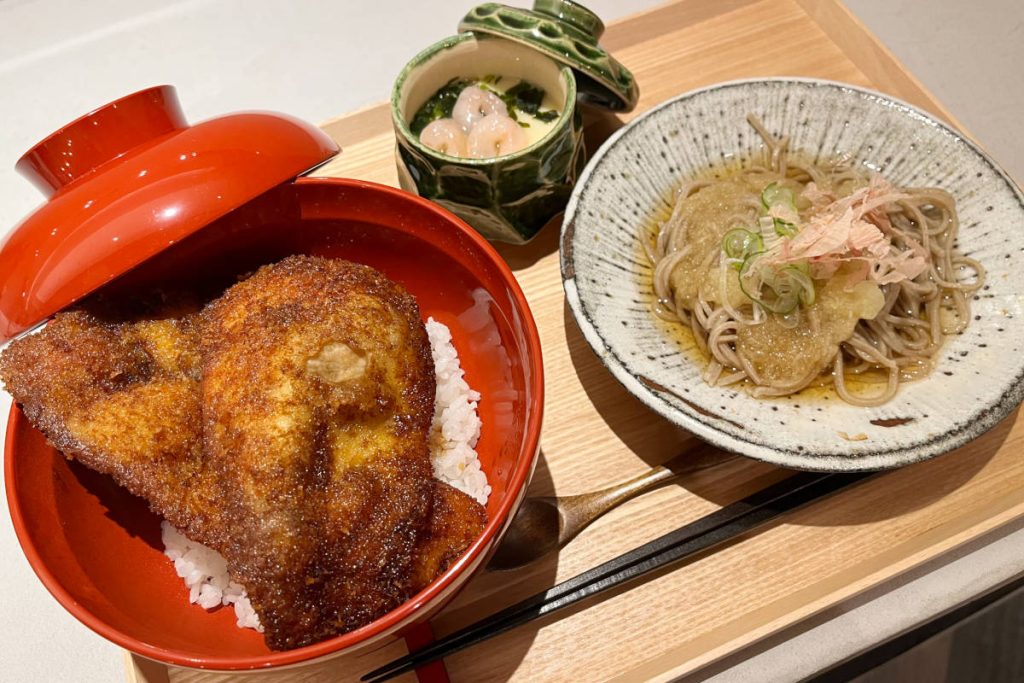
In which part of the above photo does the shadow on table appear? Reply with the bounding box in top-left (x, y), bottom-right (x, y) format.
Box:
top-left (562, 298), bottom-right (700, 465)
top-left (794, 408), bottom-right (1012, 527)
top-left (491, 215), bottom-right (563, 272)
top-left (490, 107), bottom-right (627, 273)
top-left (422, 408), bottom-right (1015, 681)
top-left (561, 293), bottom-right (1012, 524)
top-left (410, 325), bottom-right (1015, 681)
top-left (432, 390), bottom-right (1015, 678)
top-left (562, 297), bottom-right (782, 500)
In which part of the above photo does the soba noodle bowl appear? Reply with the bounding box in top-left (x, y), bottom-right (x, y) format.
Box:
top-left (644, 116), bottom-right (985, 406)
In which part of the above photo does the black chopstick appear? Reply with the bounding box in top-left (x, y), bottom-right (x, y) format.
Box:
top-left (362, 470), bottom-right (873, 682)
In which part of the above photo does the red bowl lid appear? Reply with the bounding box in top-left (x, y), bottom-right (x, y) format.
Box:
top-left (0, 85), bottom-right (339, 342)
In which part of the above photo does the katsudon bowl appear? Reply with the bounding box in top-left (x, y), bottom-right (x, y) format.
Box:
top-left (1, 87), bottom-right (543, 670)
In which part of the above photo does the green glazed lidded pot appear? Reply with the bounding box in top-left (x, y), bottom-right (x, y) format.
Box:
top-left (390, 0), bottom-right (638, 244)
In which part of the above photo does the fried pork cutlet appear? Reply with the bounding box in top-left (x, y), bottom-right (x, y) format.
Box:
top-left (0, 256), bottom-right (486, 651)
top-left (0, 309), bottom-right (220, 538)
top-left (199, 255), bottom-right (442, 649)
top-left (409, 478), bottom-right (488, 590)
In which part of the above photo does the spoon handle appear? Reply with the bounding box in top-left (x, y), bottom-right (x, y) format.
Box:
top-left (557, 443), bottom-right (734, 545)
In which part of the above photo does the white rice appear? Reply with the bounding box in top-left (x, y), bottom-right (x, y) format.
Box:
top-left (160, 318), bottom-right (486, 631)
top-left (160, 521), bottom-right (264, 631)
top-left (425, 317), bottom-right (490, 505)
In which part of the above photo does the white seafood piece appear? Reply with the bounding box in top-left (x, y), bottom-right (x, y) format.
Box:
top-left (452, 85), bottom-right (508, 132)
top-left (466, 114), bottom-right (527, 159)
top-left (419, 118), bottom-right (468, 157)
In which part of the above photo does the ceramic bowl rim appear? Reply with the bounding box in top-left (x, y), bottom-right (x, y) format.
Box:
top-left (561, 76), bottom-right (1024, 472)
top-left (389, 31), bottom-right (577, 165)
top-left (5, 176), bottom-right (545, 670)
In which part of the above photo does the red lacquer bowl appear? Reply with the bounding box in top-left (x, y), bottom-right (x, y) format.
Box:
top-left (4, 177), bottom-right (543, 670)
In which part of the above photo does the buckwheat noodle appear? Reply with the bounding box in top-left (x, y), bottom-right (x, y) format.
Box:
top-left (644, 116), bottom-right (986, 406)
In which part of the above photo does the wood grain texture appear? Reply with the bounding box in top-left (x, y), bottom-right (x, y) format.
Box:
top-left (131, 0), bottom-right (1024, 681)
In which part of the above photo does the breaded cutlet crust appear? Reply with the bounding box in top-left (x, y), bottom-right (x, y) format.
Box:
top-left (199, 255), bottom-right (437, 649)
top-left (0, 310), bottom-right (212, 536)
top-left (0, 255), bottom-right (486, 651)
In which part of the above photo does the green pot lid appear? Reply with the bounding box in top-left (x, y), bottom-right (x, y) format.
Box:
top-left (459, 0), bottom-right (639, 112)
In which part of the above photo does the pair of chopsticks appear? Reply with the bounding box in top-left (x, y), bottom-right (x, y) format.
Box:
top-left (362, 469), bottom-right (874, 682)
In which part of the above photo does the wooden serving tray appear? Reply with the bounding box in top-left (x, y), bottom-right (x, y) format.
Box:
top-left (128, 0), bottom-right (1022, 681)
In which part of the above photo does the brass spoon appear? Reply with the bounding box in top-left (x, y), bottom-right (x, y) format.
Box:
top-left (488, 443), bottom-right (736, 571)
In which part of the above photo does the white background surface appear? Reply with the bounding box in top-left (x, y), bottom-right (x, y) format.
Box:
top-left (0, 1), bottom-right (1021, 681)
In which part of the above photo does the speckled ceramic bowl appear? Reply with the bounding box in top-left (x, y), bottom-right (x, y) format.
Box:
top-left (561, 78), bottom-right (1024, 471)
top-left (391, 32), bottom-right (585, 244)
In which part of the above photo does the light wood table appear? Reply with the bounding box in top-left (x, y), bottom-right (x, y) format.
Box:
top-left (130, 0), bottom-right (1024, 680)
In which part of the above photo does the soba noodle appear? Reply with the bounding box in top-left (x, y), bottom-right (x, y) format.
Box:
top-left (645, 116), bottom-right (985, 406)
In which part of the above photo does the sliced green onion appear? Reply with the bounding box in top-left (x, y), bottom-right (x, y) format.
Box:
top-left (782, 264), bottom-right (816, 305)
top-left (761, 288), bottom-right (800, 314)
top-left (787, 260), bottom-right (811, 277)
top-left (773, 217), bottom-right (797, 237)
top-left (761, 182), bottom-right (796, 210)
top-left (737, 251), bottom-right (764, 303)
top-left (777, 308), bottom-right (802, 329)
top-left (722, 228), bottom-right (763, 266)
top-left (738, 255), bottom-right (805, 314)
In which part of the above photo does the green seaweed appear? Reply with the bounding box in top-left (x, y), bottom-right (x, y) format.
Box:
top-left (501, 81), bottom-right (559, 123)
top-left (410, 77), bottom-right (473, 135)
top-left (411, 77), bottom-right (559, 135)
